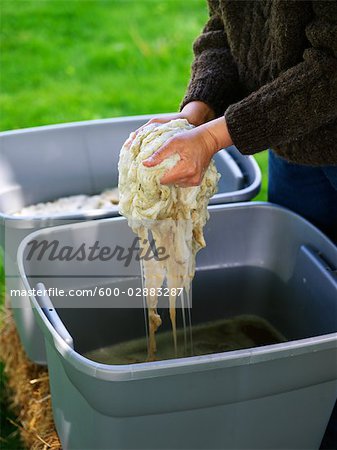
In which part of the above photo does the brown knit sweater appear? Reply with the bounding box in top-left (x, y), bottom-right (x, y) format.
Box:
top-left (181, 0), bottom-right (337, 166)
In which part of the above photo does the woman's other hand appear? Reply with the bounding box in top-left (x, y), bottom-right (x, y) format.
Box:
top-left (124, 101), bottom-right (216, 149)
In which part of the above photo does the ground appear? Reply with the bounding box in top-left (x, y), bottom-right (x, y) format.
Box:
top-left (0, 1), bottom-right (268, 447)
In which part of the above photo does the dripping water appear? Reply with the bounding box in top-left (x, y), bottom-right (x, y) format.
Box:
top-left (140, 259), bottom-right (150, 355)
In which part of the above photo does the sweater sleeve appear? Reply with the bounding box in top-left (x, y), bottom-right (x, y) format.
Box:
top-left (225, 1), bottom-right (337, 157)
top-left (180, 0), bottom-right (241, 117)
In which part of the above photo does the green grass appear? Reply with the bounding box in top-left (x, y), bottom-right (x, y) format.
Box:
top-left (0, 0), bottom-right (268, 193)
top-left (1, 0), bottom-right (207, 128)
top-left (0, 1), bottom-right (268, 447)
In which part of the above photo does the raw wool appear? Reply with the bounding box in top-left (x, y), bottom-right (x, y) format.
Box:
top-left (0, 304), bottom-right (61, 449)
top-left (13, 187), bottom-right (119, 217)
top-left (118, 119), bottom-right (220, 359)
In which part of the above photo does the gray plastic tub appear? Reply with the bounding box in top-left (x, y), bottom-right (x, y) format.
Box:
top-left (1, 115), bottom-right (261, 364)
top-left (17, 203), bottom-right (337, 449)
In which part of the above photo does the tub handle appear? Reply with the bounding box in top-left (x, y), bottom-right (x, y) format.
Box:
top-left (35, 282), bottom-right (74, 348)
top-left (299, 245), bottom-right (337, 285)
top-left (223, 149), bottom-right (245, 183)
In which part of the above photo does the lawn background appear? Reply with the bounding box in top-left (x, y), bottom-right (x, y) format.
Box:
top-left (0, 1), bottom-right (267, 447)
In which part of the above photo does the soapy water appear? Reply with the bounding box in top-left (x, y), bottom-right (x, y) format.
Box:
top-left (84, 314), bottom-right (287, 365)
top-left (55, 266), bottom-right (294, 364)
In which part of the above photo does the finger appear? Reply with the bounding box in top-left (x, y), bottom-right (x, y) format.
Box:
top-left (135, 118), bottom-right (168, 137)
top-left (143, 143), bottom-right (177, 167)
top-left (135, 118), bottom-right (167, 136)
top-left (178, 178), bottom-right (201, 187)
top-left (131, 126), bottom-right (146, 140)
top-left (176, 182), bottom-right (194, 188)
top-left (129, 121), bottom-right (153, 143)
top-left (172, 178), bottom-right (192, 188)
top-left (128, 116), bottom-right (179, 149)
top-left (159, 162), bottom-right (189, 185)
top-left (148, 118), bottom-right (167, 124)
top-left (148, 116), bottom-right (180, 126)
top-left (123, 139), bottom-right (131, 150)
top-left (126, 119), bottom-right (164, 147)
top-left (161, 164), bottom-right (201, 186)
top-left (123, 132), bottom-right (136, 150)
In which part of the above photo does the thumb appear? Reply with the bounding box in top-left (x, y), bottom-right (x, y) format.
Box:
top-left (143, 143), bottom-right (176, 167)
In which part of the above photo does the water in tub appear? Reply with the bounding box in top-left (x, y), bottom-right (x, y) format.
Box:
top-left (84, 313), bottom-right (287, 365)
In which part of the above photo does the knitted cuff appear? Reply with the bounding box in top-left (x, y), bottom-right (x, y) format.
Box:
top-left (224, 98), bottom-right (272, 155)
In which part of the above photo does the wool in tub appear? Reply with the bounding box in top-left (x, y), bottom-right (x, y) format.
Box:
top-left (13, 187), bottom-right (119, 216)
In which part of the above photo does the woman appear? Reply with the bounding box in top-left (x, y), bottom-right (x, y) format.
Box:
top-left (128, 1), bottom-right (337, 447)
top-left (129, 0), bottom-right (337, 244)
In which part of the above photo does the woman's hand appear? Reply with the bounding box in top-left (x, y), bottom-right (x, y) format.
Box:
top-left (143, 117), bottom-right (233, 187)
top-left (124, 101), bottom-right (215, 149)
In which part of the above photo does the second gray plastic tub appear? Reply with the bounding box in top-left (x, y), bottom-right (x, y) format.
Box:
top-left (1, 115), bottom-right (261, 364)
top-left (17, 203), bottom-right (337, 449)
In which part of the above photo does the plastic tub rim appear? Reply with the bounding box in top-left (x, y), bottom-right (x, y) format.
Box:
top-left (0, 116), bottom-right (261, 221)
top-left (14, 200), bottom-right (336, 243)
top-left (0, 155), bottom-right (261, 221)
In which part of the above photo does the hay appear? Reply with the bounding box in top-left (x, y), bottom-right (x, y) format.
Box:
top-left (0, 304), bottom-right (287, 449)
top-left (0, 304), bottom-right (61, 449)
